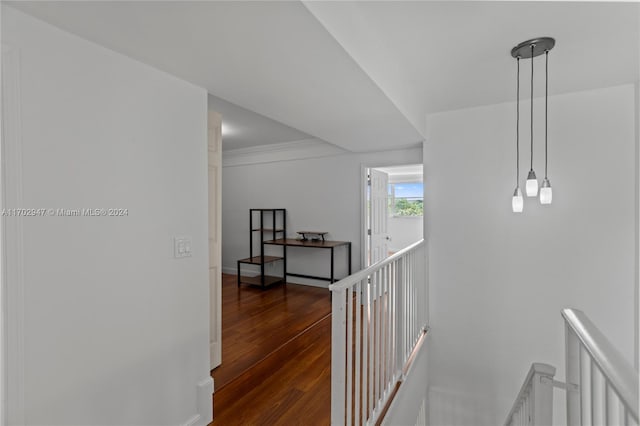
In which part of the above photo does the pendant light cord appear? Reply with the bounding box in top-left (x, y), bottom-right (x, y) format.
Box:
top-left (530, 44), bottom-right (534, 172)
top-left (516, 57), bottom-right (520, 186)
top-left (545, 50), bottom-right (548, 179)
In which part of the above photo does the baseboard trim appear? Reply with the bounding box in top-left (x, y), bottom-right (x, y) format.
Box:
top-left (221, 266), bottom-right (237, 275)
top-left (181, 414), bottom-right (201, 426)
top-left (221, 268), bottom-right (330, 289)
top-left (181, 375), bottom-right (214, 426)
top-left (197, 376), bottom-right (214, 425)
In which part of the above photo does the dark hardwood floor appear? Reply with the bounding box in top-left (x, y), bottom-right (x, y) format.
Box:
top-left (211, 274), bottom-right (332, 425)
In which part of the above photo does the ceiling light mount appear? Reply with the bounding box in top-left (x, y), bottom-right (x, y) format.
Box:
top-left (511, 37), bottom-right (555, 59)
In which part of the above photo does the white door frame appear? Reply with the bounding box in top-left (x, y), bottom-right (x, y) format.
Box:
top-left (208, 111), bottom-right (222, 370)
top-left (359, 165), bottom-right (369, 270)
top-left (360, 161), bottom-right (423, 269)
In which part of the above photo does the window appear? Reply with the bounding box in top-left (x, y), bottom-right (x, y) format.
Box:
top-left (388, 182), bottom-right (423, 217)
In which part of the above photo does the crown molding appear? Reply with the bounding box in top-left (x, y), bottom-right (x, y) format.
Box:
top-left (222, 138), bottom-right (348, 167)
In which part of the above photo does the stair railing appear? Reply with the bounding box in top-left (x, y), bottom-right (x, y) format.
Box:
top-left (330, 239), bottom-right (427, 426)
top-left (505, 308), bottom-right (638, 426)
top-left (563, 308), bottom-right (639, 426)
top-left (504, 363), bottom-right (556, 426)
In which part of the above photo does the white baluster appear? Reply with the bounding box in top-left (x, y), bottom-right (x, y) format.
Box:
top-left (368, 277), bottom-right (374, 421)
top-left (580, 347), bottom-right (592, 425)
top-left (331, 288), bottom-right (347, 425)
top-left (565, 327), bottom-right (581, 426)
top-left (591, 364), bottom-right (605, 426)
top-left (346, 286), bottom-right (353, 424)
top-left (605, 382), bottom-right (620, 426)
top-left (355, 280), bottom-right (361, 425)
top-left (362, 279), bottom-right (369, 424)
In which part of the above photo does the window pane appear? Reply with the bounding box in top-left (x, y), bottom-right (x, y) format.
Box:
top-left (390, 182), bottom-right (423, 216)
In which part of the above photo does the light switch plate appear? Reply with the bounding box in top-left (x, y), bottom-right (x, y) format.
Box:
top-left (174, 236), bottom-right (193, 258)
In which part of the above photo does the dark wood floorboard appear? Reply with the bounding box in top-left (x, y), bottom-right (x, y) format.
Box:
top-left (210, 274), bottom-right (332, 425)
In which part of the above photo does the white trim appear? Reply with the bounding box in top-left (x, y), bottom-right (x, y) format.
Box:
top-left (634, 79), bottom-right (639, 371)
top-left (360, 165), bottom-right (368, 270)
top-left (221, 266), bottom-right (237, 276)
top-left (283, 278), bottom-right (329, 289)
top-left (222, 138), bottom-right (347, 167)
top-left (422, 141), bottom-right (429, 328)
top-left (0, 41), bottom-right (5, 426)
top-left (197, 376), bottom-right (214, 426)
top-left (181, 414), bottom-right (201, 426)
top-left (635, 13), bottom-right (640, 372)
top-left (180, 376), bottom-right (214, 426)
top-left (1, 43), bottom-right (25, 426)
top-left (208, 111), bottom-right (222, 370)
top-left (222, 266), bottom-right (330, 288)
top-left (388, 173), bottom-right (423, 184)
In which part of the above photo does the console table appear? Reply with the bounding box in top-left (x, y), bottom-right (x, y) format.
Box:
top-left (263, 238), bottom-right (352, 283)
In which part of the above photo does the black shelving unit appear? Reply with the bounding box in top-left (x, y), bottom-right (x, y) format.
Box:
top-left (237, 209), bottom-right (287, 288)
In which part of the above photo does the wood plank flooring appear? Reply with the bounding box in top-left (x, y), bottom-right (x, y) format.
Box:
top-left (211, 274), bottom-right (332, 425)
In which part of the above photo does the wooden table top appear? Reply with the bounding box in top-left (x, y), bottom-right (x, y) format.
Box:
top-left (264, 238), bottom-right (350, 248)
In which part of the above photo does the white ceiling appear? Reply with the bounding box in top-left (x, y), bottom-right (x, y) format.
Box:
top-left (7, 1), bottom-right (639, 153)
top-left (305, 1), bottom-right (640, 133)
top-left (7, 1), bottom-right (423, 152)
top-left (208, 94), bottom-right (313, 151)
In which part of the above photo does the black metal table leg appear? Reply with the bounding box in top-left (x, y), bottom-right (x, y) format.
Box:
top-left (330, 247), bottom-right (334, 283)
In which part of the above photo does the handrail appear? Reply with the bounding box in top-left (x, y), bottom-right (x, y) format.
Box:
top-left (562, 308), bottom-right (639, 421)
top-left (329, 239), bottom-right (424, 292)
top-left (504, 363), bottom-right (556, 426)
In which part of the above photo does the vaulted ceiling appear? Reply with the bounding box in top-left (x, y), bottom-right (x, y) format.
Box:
top-left (8, 1), bottom-right (639, 152)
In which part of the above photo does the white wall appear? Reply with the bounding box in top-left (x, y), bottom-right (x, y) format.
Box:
top-left (388, 216), bottom-right (423, 253)
top-left (222, 145), bottom-right (423, 285)
top-left (382, 335), bottom-right (429, 426)
top-left (2, 7), bottom-right (211, 425)
top-left (425, 85), bottom-right (637, 425)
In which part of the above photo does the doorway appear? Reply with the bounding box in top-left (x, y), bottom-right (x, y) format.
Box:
top-left (363, 164), bottom-right (424, 267)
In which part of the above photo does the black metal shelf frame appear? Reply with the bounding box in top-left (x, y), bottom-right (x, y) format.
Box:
top-left (237, 209), bottom-right (287, 288)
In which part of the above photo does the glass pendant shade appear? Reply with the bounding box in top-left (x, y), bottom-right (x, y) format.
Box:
top-left (540, 178), bottom-right (552, 204)
top-left (512, 187), bottom-right (523, 213)
top-left (525, 170), bottom-right (538, 197)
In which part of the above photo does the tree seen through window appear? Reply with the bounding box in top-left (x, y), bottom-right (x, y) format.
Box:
top-left (389, 182), bottom-right (423, 217)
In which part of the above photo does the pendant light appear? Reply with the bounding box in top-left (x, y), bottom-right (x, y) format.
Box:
top-left (510, 37), bottom-right (555, 208)
top-left (525, 43), bottom-right (538, 197)
top-left (540, 50), bottom-right (553, 204)
top-left (512, 57), bottom-right (523, 213)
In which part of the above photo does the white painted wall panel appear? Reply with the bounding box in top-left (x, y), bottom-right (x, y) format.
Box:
top-left (388, 216), bottom-right (423, 253)
top-left (425, 85), bottom-right (636, 425)
top-left (2, 7), bottom-right (211, 424)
